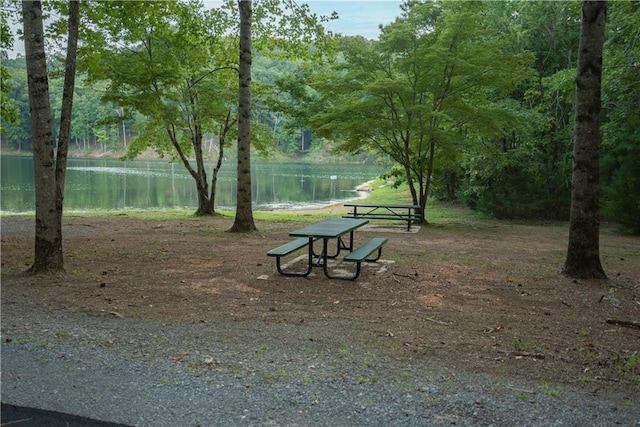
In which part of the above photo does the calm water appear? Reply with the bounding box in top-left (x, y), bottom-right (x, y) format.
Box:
top-left (0, 156), bottom-right (386, 213)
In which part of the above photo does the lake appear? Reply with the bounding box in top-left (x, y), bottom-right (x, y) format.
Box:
top-left (0, 156), bottom-right (387, 214)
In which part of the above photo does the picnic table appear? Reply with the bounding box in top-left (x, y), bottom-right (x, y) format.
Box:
top-left (343, 203), bottom-right (422, 231)
top-left (267, 217), bottom-right (387, 280)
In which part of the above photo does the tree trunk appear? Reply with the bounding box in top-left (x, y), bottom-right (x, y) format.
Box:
top-left (56, 0), bottom-right (79, 224)
top-left (194, 124), bottom-right (215, 216)
top-left (189, 84), bottom-right (215, 216)
top-left (209, 110), bottom-right (236, 213)
top-left (23, 1), bottom-right (63, 273)
top-left (562, 1), bottom-right (607, 279)
top-left (230, 0), bottom-right (257, 232)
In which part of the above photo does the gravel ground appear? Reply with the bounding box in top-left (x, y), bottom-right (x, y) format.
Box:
top-left (2, 299), bottom-right (639, 427)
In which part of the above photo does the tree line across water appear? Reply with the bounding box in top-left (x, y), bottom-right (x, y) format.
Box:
top-left (2, 1), bottom-right (638, 232)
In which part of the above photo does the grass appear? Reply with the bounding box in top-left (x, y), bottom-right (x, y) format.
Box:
top-left (261, 370), bottom-right (289, 382)
top-left (512, 336), bottom-right (529, 352)
top-left (541, 382), bottom-right (562, 398)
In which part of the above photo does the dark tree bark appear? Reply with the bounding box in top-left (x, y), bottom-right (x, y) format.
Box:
top-left (56, 0), bottom-right (79, 221)
top-left (22, 0), bottom-right (79, 274)
top-left (562, 1), bottom-right (607, 279)
top-left (230, 0), bottom-right (257, 232)
top-left (23, 1), bottom-right (62, 273)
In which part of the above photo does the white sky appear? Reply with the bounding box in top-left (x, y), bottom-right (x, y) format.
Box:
top-left (305, 1), bottom-right (403, 39)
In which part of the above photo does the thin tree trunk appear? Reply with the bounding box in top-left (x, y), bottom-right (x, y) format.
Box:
top-left (23, 0), bottom-right (63, 273)
top-left (56, 0), bottom-right (79, 224)
top-left (230, 0), bottom-right (256, 232)
top-left (209, 110), bottom-right (236, 213)
top-left (563, 1), bottom-right (607, 279)
top-left (191, 90), bottom-right (214, 216)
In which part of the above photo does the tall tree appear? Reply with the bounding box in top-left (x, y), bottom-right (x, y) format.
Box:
top-left (81, 1), bottom-right (237, 216)
top-left (56, 0), bottom-right (80, 225)
top-left (22, 0), bottom-right (79, 273)
top-left (229, 0), bottom-right (335, 231)
top-left (304, 1), bottom-right (532, 222)
top-left (80, 0), bottom-right (332, 219)
top-left (562, 1), bottom-right (607, 279)
top-left (230, 0), bottom-right (256, 231)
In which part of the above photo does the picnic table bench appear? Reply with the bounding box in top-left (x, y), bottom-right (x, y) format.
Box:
top-left (267, 217), bottom-right (388, 280)
top-left (267, 237), bottom-right (317, 277)
top-left (343, 203), bottom-right (421, 231)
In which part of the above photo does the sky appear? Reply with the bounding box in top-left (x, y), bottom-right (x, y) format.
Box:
top-left (304, 1), bottom-right (404, 39)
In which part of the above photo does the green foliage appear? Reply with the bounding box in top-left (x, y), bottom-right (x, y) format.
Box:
top-left (1, 58), bottom-right (29, 149)
top-left (1, 0), bottom-right (637, 230)
top-left (457, 0), bottom-right (579, 220)
top-left (462, 148), bottom-right (546, 219)
top-left (0, 9), bottom-right (19, 130)
top-left (603, 147), bottom-right (640, 234)
top-left (600, 1), bottom-right (640, 233)
top-left (297, 1), bottom-right (534, 221)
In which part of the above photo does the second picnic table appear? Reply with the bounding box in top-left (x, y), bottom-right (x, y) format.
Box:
top-left (343, 203), bottom-right (422, 231)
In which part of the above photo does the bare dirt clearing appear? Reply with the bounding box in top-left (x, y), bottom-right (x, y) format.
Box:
top-left (1, 211), bottom-right (639, 401)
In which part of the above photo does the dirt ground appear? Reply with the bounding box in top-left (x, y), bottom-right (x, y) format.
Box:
top-left (1, 208), bottom-right (639, 400)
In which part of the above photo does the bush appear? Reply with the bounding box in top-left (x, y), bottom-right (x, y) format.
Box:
top-left (460, 148), bottom-right (570, 219)
top-left (603, 148), bottom-right (640, 234)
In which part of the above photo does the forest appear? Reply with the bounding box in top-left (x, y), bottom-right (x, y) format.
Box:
top-left (1, 0), bottom-right (639, 232)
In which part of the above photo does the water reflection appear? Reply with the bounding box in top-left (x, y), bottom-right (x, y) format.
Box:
top-left (1, 156), bottom-right (386, 213)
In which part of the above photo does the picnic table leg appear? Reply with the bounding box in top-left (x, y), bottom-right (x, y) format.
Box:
top-left (275, 241), bottom-right (313, 277)
top-left (322, 238), bottom-right (330, 268)
top-left (321, 232), bottom-right (365, 280)
top-left (322, 257), bottom-right (362, 280)
top-left (326, 237), bottom-right (342, 259)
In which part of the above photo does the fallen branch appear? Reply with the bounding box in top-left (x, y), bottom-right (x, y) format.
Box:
top-left (424, 317), bottom-right (450, 326)
top-left (496, 350), bottom-right (546, 359)
top-left (512, 351), bottom-right (546, 360)
top-left (392, 273), bottom-right (416, 281)
top-left (606, 319), bottom-right (640, 329)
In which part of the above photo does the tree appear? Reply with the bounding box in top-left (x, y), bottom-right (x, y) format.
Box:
top-left (81, 1), bottom-right (238, 216)
top-left (81, 0), bottom-right (333, 219)
top-left (230, 0), bottom-right (256, 231)
top-left (562, 1), bottom-right (607, 279)
top-left (305, 1), bottom-right (532, 222)
top-left (228, 0), bottom-right (336, 231)
top-left (22, 0), bottom-right (79, 273)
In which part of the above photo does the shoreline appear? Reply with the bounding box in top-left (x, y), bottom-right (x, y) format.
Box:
top-left (0, 180), bottom-right (377, 217)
